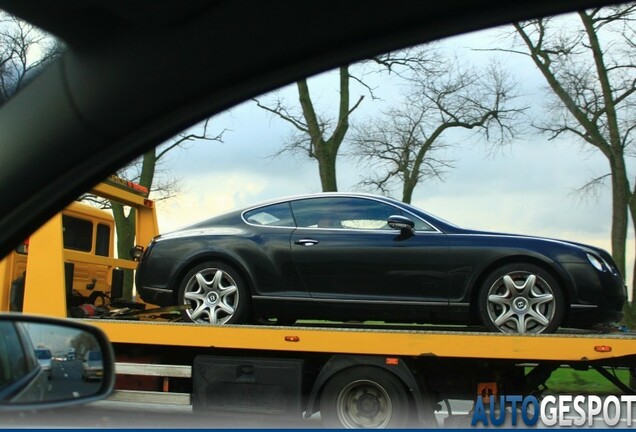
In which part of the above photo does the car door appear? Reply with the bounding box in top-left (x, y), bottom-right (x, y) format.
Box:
top-left (242, 201), bottom-right (309, 298)
top-left (289, 196), bottom-right (450, 304)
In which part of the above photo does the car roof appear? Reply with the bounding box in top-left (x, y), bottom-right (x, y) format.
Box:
top-left (241, 192), bottom-right (401, 210)
top-left (0, 0), bottom-right (624, 257)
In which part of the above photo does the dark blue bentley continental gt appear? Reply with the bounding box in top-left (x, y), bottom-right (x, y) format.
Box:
top-left (135, 193), bottom-right (626, 333)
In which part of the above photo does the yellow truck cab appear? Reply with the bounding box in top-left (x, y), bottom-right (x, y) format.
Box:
top-left (0, 201), bottom-right (115, 312)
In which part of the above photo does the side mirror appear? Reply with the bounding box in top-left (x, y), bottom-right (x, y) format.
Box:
top-left (387, 215), bottom-right (415, 235)
top-left (0, 314), bottom-right (114, 410)
top-left (130, 245), bottom-right (145, 261)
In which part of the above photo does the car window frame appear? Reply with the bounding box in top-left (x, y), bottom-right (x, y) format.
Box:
top-left (242, 195), bottom-right (441, 234)
top-left (0, 322), bottom-right (40, 402)
top-left (241, 201), bottom-right (297, 229)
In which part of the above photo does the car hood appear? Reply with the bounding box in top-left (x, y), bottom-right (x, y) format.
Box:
top-left (458, 228), bottom-right (618, 268)
top-left (459, 228), bottom-right (599, 251)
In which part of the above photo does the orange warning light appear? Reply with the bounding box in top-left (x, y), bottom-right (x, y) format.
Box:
top-left (477, 382), bottom-right (498, 404)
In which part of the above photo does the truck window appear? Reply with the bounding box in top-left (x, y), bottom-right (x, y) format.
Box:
top-left (95, 224), bottom-right (110, 257)
top-left (62, 215), bottom-right (93, 252)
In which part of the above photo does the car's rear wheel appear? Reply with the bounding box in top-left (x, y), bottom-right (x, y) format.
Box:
top-left (177, 261), bottom-right (250, 325)
top-left (320, 366), bottom-right (410, 428)
top-left (479, 263), bottom-right (564, 334)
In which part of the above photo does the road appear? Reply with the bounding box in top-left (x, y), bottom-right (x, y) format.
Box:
top-left (0, 398), bottom-right (467, 428)
top-left (47, 359), bottom-right (101, 401)
top-left (1, 396), bottom-right (634, 428)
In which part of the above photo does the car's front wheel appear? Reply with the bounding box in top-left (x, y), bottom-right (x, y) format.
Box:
top-left (479, 263), bottom-right (564, 334)
top-left (177, 261), bottom-right (250, 325)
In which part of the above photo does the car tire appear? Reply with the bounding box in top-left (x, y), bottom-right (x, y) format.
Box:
top-left (479, 263), bottom-right (564, 334)
top-left (177, 261), bottom-right (251, 325)
top-left (320, 366), bottom-right (410, 428)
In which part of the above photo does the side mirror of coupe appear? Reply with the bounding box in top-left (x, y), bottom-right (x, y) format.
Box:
top-left (0, 314), bottom-right (114, 410)
top-left (387, 215), bottom-right (415, 235)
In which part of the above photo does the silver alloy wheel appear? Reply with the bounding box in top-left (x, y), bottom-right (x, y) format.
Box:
top-left (336, 379), bottom-right (393, 428)
top-left (182, 267), bottom-right (239, 324)
top-left (485, 270), bottom-right (556, 334)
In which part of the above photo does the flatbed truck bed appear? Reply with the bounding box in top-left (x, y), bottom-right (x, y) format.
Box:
top-left (83, 319), bottom-right (635, 363)
top-left (6, 178), bottom-right (634, 428)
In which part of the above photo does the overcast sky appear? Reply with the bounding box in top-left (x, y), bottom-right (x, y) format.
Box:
top-left (148, 17), bottom-right (633, 290)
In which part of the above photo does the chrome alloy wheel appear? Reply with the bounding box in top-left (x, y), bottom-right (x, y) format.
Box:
top-left (336, 379), bottom-right (393, 428)
top-left (485, 271), bottom-right (556, 334)
top-left (182, 267), bottom-right (239, 324)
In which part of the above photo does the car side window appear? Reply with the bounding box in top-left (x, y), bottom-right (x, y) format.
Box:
top-left (0, 322), bottom-right (30, 391)
top-left (291, 197), bottom-right (401, 230)
top-left (243, 202), bottom-right (295, 227)
top-left (409, 216), bottom-right (436, 232)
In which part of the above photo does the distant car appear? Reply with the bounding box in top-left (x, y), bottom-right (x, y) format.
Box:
top-left (135, 193), bottom-right (627, 334)
top-left (34, 348), bottom-right (53, 380)
top-left (82, 350), bottom-right (103, 382)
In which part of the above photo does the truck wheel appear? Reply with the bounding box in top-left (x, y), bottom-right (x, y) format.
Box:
top-left (177, 261), bottom-right (250, 325)
top-left (320, 366), bottom-right (410, 428)
top-left (479, 263), bottom-right (564, 334)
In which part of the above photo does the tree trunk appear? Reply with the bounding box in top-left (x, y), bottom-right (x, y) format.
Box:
top-left (296, 67), bottom-right (355, 193)
top-left (629, 192), bottom-right (636, 302)
top-left (111, 202), bottom-right (136, 300)
top-left (610, 177), bottom-right (628, 280)
top-left (402, 179), bottom-right (416, 204)
top-left (316, 142), bottom-right (338, 192)
top-left (609, 157), bottom-right (630, 282)
top-left (110, 150), bottom-right (157, 300)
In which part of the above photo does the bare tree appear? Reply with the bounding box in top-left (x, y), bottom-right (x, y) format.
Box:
top-left (254, 47), bottom-right (439, 192)
top-left (510, 5), bottom-right (636, 297)
top-left (0, 13), bottom-right (63, 104)
top-left (353, 61), bottom-right (520, 203)
top-left (352, 104), bottom-right (454, 203)
top-left (82, 119), bottom-right (225, 299)
top-left (254, 66), bottom-right (362, 192)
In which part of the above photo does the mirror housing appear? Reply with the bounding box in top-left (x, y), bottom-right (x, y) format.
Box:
top-left (0, 314), bottom-right (114, 411)
top-left (387, 215), bottom-right (415, 235)
top-left (130, 245), bottom-right (145, 261)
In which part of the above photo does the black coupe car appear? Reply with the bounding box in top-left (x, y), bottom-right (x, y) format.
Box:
top-left (135, 193), bottom-right (626, 333)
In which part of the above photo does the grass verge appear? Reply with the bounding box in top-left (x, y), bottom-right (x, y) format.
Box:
top-left (544, 367), bottom-right (630, 394)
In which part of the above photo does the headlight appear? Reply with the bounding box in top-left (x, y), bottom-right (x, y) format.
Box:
top-left (600, 256), bottom-right (619, 275)
top-left (587, 253), bottom-right (604, 272)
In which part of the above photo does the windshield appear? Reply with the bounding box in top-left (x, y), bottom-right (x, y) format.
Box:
top-left (0, 12), bottom-right (62, 106)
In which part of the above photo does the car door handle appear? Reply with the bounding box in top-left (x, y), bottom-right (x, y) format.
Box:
top-left (294, 239), bottom-right (319, 246)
